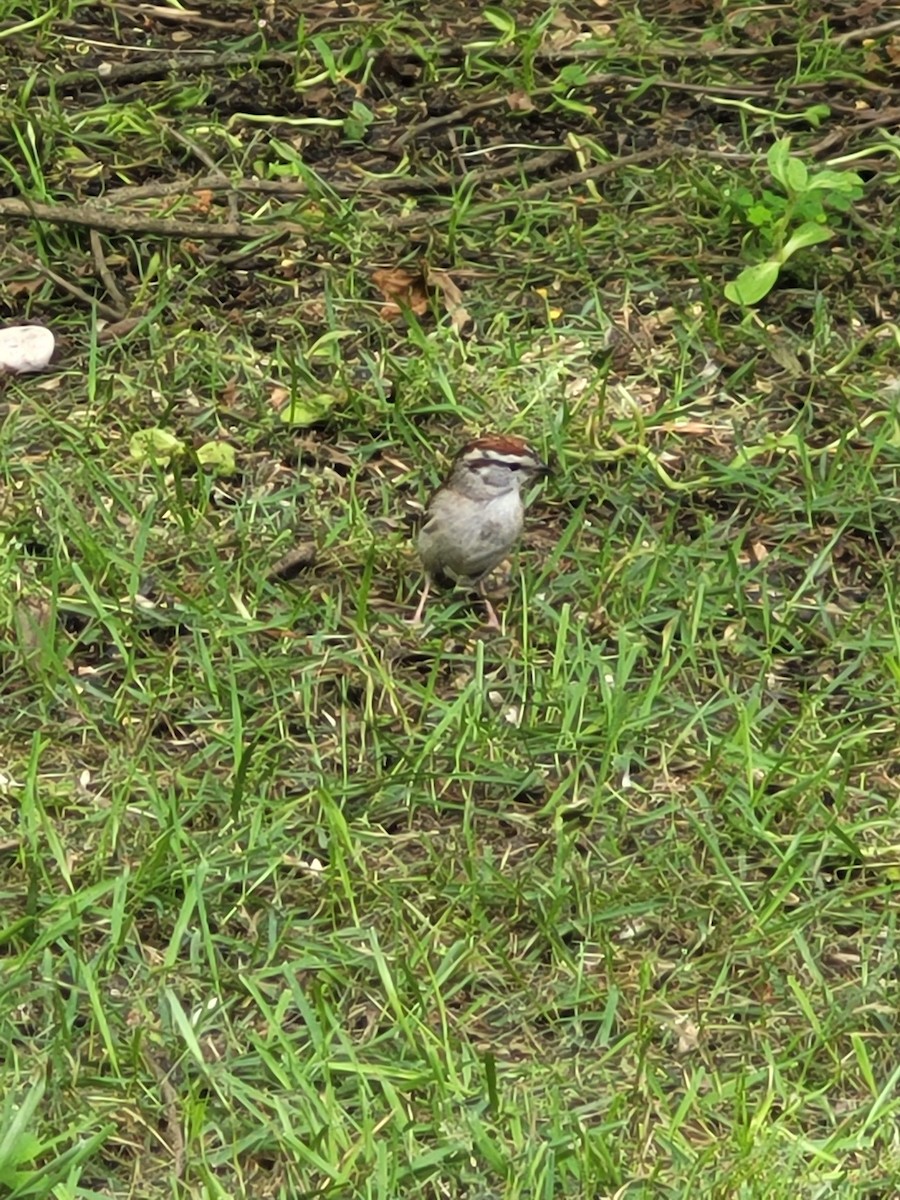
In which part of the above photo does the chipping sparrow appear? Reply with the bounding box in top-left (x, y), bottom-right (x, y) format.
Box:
top-left (412, 434), bottom-right (550, 629)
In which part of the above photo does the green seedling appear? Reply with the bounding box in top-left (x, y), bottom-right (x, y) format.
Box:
top-left (725, 136), bottom-right (865, 305)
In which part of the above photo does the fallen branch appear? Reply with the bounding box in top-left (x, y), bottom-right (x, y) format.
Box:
top-left (108, 149), bottom-right (569, 204)
top-left (4, 242), bottom-right (125, 321)
top-left (0, 197), bottom-right (265, 240)
top-left (0, 148), bottom-right (574, 241)
top-left (385, 146), bottom-right (679, 228)
top-left (26, 51), bottom-right (295, 97)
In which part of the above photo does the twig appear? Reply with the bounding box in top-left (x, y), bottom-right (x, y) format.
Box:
top-left (0, 197), bottom-right (261, 239)
top-left (584, 71), bottom-right (895, 101)
top-left (27, 51), bottom-right (295, 96)
top-left (0, 149), bottom-right (568, 242)
top-left (513, 147), bottom-right (681, 201)
top-left (89, 229), bottom-right (129, 317)
top-left (5, 241), bottom-right (124, 321)
top-left (386, 147), bottom-right (676, 229)
top-left (466, 147), bottom-right (572, 185)
top-left (803, 108), bottom-right (900, 158)
top-left (833, 16), bottom-right (900, 45)
top-left (391, 96), bottom-right (515, 150)
top-left (15, 147), bottom-right (566, 218)
top-left (106, 174), bottom-right (311, 204)
top-left (110, 2), bottom-right (252, 31)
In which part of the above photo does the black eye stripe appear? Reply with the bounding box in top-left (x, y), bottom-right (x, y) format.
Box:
top-left (467, 456), bottom-right (536, 470)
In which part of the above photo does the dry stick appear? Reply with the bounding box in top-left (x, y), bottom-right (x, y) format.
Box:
top-left (27, 51), bottom-right (295, 96)
top-left (584, 71), bottom-right (895, 100)
top-left (88, 229), bottom-right (129, 317)
top-left (109, 175), bottom-right (313, 204)
top-left (834, 16), bottom-right (900, 45)
top-left (109, 1), bottom-right (248, 30)
top-left (390, 74), bottom-right (887, 165)
top-left (386, 147), bottom-right (677, 229)
top-left (391, 96), bottom-right (518, 150)
top-left (0, 153), bottom-right (568, 243)
top-left (46, 148), bottom-right (569, 219)
top-left (4, 241), bottom-right (124, 321)
top-left (106, 168), bottom-right (439, 204)
top-left (0, 197), bottom-right (264, 239)
top-left (516, 146), bottom-right (684, 199)
top-left (802, 108), bottom-right (900, 158)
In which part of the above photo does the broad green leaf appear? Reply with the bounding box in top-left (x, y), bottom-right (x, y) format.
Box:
top-left (558, 63), bottom-right (591, 86)
top-left (196, 442), bottom-right (237, 475)
top-left (766, 137), bottom-right (792, 189)
top-left (279, 392), bottom-right (337, 427)
top-left (802, 104), bottom-right (831, 128)
top-left (343, 100), bottom-right (374, 143)
top-left (724, 260), bottom-right (780, 306)
top-left (780, 221), bottom-right (832, 260)
top-left (129, 428), bottom-right (185, 464)
top-left (746, 203), bottom-right (774, 227)
top-left (784, 157), bottom-right (809, 193)
top-left (806, 169), bottom-right (865, 192)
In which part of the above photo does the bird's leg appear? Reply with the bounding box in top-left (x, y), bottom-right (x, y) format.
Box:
top-left (409, 576), bottom-right (431, 626)
top-left (477, 582), bottom-right (502, 631)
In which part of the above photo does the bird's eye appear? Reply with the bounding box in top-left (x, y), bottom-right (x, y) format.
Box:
top-left (508, 463), bottom-right (521, 471)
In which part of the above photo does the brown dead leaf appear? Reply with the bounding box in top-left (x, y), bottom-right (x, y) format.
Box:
top-left (542, 11), bottom-right (586, 50)
top-left (506, 90), bottom-right (535, 112)
top-left (372, 266), bottom-right (429, 321)
top-left (673, 1014), bottom-right (701, 1056)
top-left (219, 377), bottom-right (239, 407)
top-left (269, 385), bottom-right (290, 411)
top-left (191, 189), bottom-right (214, 214)
top-left (426, 267), bottom-right (473, 334)
top-left (737, 540), bottom-right (770, 567)
top-left (6, 278), bottom-right (43, 298)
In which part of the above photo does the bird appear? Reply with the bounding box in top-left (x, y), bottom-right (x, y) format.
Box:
top-left (411, 433), bottom-right (550, 629)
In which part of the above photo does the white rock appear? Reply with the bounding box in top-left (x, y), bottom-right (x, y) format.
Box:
top-left (0, 325), bottom-right (55, 373)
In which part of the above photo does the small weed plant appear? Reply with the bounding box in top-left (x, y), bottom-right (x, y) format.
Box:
top-left (725, 136), bottom-right (865, 305)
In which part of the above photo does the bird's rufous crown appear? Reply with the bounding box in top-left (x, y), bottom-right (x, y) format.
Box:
top-left (460, 434), bottom-right (534, 457)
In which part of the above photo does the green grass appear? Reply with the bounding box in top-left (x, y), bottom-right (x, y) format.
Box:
top-left (3, 2), bottom-right (900, 1197)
